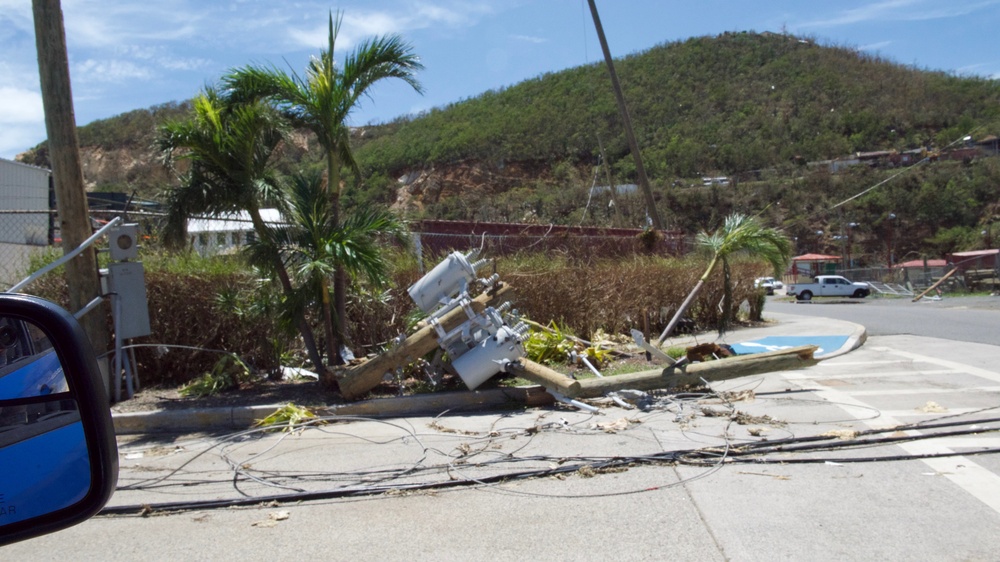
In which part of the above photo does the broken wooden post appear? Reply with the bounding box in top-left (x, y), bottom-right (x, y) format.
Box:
top-left (334, 285), bottom-right (510, 400)
top-left (912, 267), bottom-right (958, 302)
top-left (573, 345), bottom-right (818, 398)
top-left (503, 359), bottom-right (582, 397)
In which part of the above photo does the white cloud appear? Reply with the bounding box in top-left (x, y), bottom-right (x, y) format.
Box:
top-left (0, 123), bottom-right (46, 160)
top-left (0, 86), bottom-right (45, 158)
top-left (859, 40), bottom-right (892, 51)
top-left (287, 1), bottom-right (494, 50)
top-left (800, 0), bottom-right (1000, 28)
top-left (74, 59), bottom-right (153, 83)
top-left (113, 44), bottom-right (211, 72)
top-left (63, 1), bottom-right (203, 48)
top-left (0, 87), bottom-right (44, 123)
top-left (0, 0), bottom-right (33, 34)
top-left (511, 34), bottom-right (546, 44)
top-left (159, 57), bottom-right (211, 72)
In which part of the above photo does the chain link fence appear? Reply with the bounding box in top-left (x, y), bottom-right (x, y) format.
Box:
top-left (410, 221), bottom-right (691, 271)
top-left (0, 208), bottom-right (170, 290)
top-left (841, 260), bottom-right (999, 294)
top-left (0, 210), bottom-right (58, 289)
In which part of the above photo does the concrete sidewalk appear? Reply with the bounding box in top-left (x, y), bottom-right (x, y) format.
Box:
top-left (111, 311), bottom-right (867, 434)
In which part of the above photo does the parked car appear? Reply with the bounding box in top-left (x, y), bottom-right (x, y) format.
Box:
top-left (754, 276), bottom-right (784, 295)
top-left (786, 275), bottom-right (871, 301)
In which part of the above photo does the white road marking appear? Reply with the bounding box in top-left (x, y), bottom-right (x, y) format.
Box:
top-left (869, 346), bottom-right (1000, 384)
top-left (879, 408), bottom-right (990, 418)
top-left (782, 369), bottom-right (957, 380)
top-left (819, 360), bottom-right (917, 368)
top-left (783, 347), bottom-right (1000, 515)
top-left (845, 386), bottom-right (1000, 396)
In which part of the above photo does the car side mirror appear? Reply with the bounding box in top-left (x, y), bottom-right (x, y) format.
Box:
top-left (0, 293), bottom-right (118, 546)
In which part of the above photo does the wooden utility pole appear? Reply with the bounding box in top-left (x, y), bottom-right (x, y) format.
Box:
top-left (33, 0), bottom-right (109, 354)
top-left (573, 345), bottom-right (818, 398)
top-left (587, 0), bottom-right (664, 230)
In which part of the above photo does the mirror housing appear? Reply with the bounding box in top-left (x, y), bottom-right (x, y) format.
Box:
top-left (0, 293), bottom-right (118, 546)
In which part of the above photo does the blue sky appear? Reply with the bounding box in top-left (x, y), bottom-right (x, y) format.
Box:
top-left (2, 0), bottom-right (999, 159)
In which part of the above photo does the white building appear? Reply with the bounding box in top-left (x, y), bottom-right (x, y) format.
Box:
top-left (0, 158), bottom-right (51, 245)
top-left (186, 209), bottom-right (285, 256)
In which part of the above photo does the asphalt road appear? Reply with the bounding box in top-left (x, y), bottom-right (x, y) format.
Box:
top-left (9, 329), bottom-right (1000, 560)
top-left (768, 294), bottom-right (1000, 345)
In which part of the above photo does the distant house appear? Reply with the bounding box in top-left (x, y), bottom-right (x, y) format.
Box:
top-left (826, 158), bottom-right (860, 173)
top-left (701, 176), bottom-right (730, 186)
top-left (0, 158), bottom-right (52, 245)
top-left (590, 183), bottom-right (638, 195)
top-left (186, 209), bottom-right (285, 256)
top-left (948, 249), bottom-right (998, 270)
top-left (893, 259), bottom-right (947, 269)
top-left (977, 136), bottom-right (1000, 156)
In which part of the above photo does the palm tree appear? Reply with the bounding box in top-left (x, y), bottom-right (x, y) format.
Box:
top-left (157, 89), bottom-right (325, 373)
top-left (656, 213), bottom-right (791, 345)
top-left (265, 172), bottom-right (408, 365)
top-left (223, 11), bottom-right (423, 363)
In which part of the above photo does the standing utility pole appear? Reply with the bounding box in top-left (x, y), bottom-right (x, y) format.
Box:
top-left (587, 0), bottom-right (664, 230)
top-left (33, 0), bottom-right (109, 354)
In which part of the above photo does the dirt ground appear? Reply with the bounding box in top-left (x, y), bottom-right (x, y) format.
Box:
top-left (109, 377), bottom-right (343, 414)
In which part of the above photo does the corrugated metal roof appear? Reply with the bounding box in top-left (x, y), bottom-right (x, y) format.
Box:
top-left (0, 157), bottom-right (50, 174)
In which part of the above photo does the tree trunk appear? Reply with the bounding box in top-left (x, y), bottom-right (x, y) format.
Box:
top-left (248, 206), bottom-right (325, 375)
top-left (326, 149), bottom-right (348, 365)
top-left (320, 277), bottom-right (335, 364)
top-left (33, 0), bottom-right (109, 358)
top-left (656, 255), bottom-right (718, 345)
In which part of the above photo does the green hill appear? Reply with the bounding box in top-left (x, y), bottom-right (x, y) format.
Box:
top-left (20, 32), bottom-right (1000, 260)
top-left (354, 32), bottom-right (1000, 178)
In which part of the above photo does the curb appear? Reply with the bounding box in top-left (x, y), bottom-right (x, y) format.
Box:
top-left (112, 386), bottom-right (554, 435)
top-left (822, 323), bottom-right (868, 360)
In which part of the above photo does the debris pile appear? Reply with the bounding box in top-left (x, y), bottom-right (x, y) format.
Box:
top-left (336, 249), bottom-right (820, 409)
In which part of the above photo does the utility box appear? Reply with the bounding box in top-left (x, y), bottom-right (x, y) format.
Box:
top-left (109, 223), bottom-right (140, 261)
top-left (104, 262), bottom-right (151, 339)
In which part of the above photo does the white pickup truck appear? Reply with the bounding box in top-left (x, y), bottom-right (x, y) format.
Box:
top-left (786, 275), bottom-right (871, 301)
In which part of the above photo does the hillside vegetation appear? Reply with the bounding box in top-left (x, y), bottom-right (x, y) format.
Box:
top-left (20, 32), bottom-right (1000, 260)
top-left (354, 32), bottom-right (1000, 177)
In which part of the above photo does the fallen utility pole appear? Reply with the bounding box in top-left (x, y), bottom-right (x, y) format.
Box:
top-left (573, 345), bottom-right (818, 399)
top-left (334, 285), bottom-right (511, 400)
top-left (504, 359), bottom-right (582, 397)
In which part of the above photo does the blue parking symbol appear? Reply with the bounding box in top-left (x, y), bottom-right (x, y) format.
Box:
top-left (730, 336), bottom-right (850, 358)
